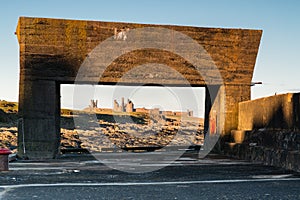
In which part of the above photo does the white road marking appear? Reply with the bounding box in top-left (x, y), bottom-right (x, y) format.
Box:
top-left (1, 177), bottom-right (300, 199)
top-left (252, 174), bottom-right (293, 179)
top-left (1, 177), bottom-right (300, 190)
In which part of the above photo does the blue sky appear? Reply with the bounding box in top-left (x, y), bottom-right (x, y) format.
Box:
top-left (0, 1), bottom-right (300, 116)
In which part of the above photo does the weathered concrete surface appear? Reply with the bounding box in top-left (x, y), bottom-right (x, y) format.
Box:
top-left (16, 17), bottom-right (262, 159)
top-left (238, 93), bottom-right (300, 130)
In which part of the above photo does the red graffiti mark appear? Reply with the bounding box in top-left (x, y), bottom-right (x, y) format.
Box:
top-left (210, 117), bottom-right (216, 134)
top-left (209, 110), bottom-right (217, 135)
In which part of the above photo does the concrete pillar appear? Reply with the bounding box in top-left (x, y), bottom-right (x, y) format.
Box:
top-left (204, 84), bottom-right (250, 152)
top-left (204, 85), bottom-right (221, 135)
top-left (18, 80), bottom-right (60, 159)
top-left (223, 84), bottom-right (251, 134)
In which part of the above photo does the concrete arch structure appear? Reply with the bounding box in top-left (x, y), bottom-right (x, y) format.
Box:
top-left (16, 17), bottom-right (262, 159)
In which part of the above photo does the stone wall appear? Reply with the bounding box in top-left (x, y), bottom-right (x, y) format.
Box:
top-left (225, 93), bottom-right (300, 172)
top-left (225, 129), bottom-right (300, 172)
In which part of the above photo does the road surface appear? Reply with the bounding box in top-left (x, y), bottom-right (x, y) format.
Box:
top-left (0, 152), bottom-right (299, 200)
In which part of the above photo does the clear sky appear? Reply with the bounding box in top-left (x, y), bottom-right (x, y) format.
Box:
top-left (1, 0), bottom-right (300, 117)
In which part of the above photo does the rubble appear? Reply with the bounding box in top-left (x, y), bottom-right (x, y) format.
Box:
top-left (0, 127), bottom-right (18, 153)
top-left (61, 114), bottom-right (204, 152)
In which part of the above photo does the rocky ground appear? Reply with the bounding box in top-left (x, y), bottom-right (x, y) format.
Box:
top-left (1, 103), bottom-right (204, 154)
top-left (61, 112), bottom-right (204, 153)
top-left (0, 127), bottom-right (18, 153)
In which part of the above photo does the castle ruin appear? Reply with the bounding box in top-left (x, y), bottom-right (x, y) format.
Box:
top-left (113, 98), bottom-right (134, 113)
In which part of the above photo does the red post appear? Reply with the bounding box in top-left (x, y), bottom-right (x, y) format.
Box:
top-left (0, 148), bottom-right (12, 171)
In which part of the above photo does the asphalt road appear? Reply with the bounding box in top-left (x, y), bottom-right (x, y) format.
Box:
top-left (1, 153), bottom-right (300, 200)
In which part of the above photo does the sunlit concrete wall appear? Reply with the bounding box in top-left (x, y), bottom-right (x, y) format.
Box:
top-left (238, 93), bottom-right (300, 130)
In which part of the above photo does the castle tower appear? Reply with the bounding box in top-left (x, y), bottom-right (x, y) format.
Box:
top-left (113, 100), bottom-right (120, 112)
top-left (121, 97), bottom-right (125, 112)
top-left (89, 99), bottom-right (98, 110)
top-left (126, 99), bottom-right (134, 112)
